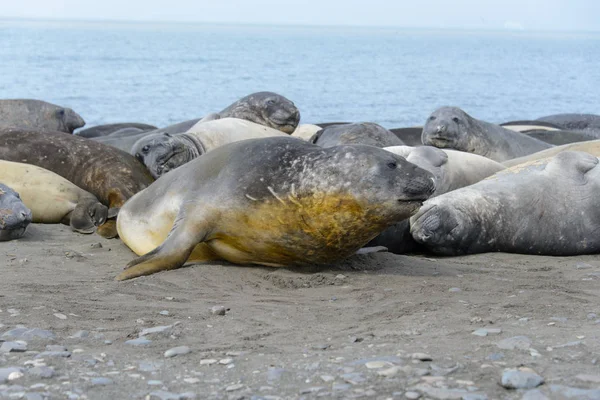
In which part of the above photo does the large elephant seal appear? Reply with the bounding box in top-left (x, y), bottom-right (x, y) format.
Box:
top-left (410, 151), bottom-right (600, 256)
top-left (76, 123), bottom-right (157, 138)
top-left (366, 146), bottom-right (505, 253)
top-left (132, 118), bottom-right (289, 178)
top-left (211, 91), bottom-right (300, 134)
top-left (503, 139), bottom-right (600, 167)
top-left (310, 122), bottom-right (404, 148)
top-left (422, 107), bottom-right (552, 162)
top-left (0, 128), bottom-right (154, 238)
top-left (537, 113), bottom-right (600, 133)
top-left (116, 137), bottom-right (435, 280)
top-left (0, 99), bottom-right (85, 133)
top-left (0, 183), bottom-right (32, 241)
top-left (0, 160), bottom-right (110, 233)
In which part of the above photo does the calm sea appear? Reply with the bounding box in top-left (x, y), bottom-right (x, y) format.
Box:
top-left (1, 19), bottom-right (599, 130)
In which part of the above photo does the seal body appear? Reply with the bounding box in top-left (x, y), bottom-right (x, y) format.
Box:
top-left (0, 99), bottom-right (85, 133)
top-left (503, 139), bottom-right (600, 167)
top-left (536, 113), bottom-right (600, 133)
top-left (132, 118), bottom-right (289, 178)
top-left (367, 146), bottom-right (505, 253)
top-left (0, 160), bottom-right (109, 233)
top-left (422, 107), bottom-right (552, 162)
top-left (501, 121), bottom-right (596, 145)
top-left (389, 127), bottom-right (423, 146)
top-left (0, 183), bottom-right (32, 241)
top-left (310, 122), bottom-right (404, 148)
top-left (411, 151), bottom-right (600, 256)
top-left (76, 123), bottom-right (157, 138)
top-left (0, 128), bottom-right (154, 238)
top-left (116, 137), bottom-right (435, 280)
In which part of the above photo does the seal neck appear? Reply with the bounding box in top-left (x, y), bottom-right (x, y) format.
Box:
top-left (177, 133), bottom-right (206, 158)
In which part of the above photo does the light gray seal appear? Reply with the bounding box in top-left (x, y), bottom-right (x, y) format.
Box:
top-left (0, 183), bottom-right (32, 241)
top-left (0, 99), bottom-right (85, 133)
top-left (422, 107), bottom-right (553, 162)
top-left (309, 122), bottom-right (404, 148)
top-left (366, 146), bottom-right (506, 253)
top-left (115, 136), bottom-right (435, 280)
top-left (411, 151), bottom-right (600, 256)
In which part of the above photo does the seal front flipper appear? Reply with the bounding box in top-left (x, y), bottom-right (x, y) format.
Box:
top-left (115, 219), bottom-right (208, 281)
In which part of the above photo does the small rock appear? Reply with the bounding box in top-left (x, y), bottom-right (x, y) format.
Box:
top-left (449, 287), bottom-right (461, 292)
top-left (148, 380), bottom-right (163, 386)
top-left (365, 360), bottom-right (394, 369)
top-left (8, 371), bottom-right (24, 381)
top-left (312, 344), bottom-right (330, 350)
top-left (0, 367), bottom-right (23, 383)
top-left (90, 242), bottom-right (103, 249)
top-left (46, 345), bottom-right (67, 352)
top-left (341, 372), bottom-right (365, 384)
top-left (28, 366), bottom-right (55, 379)
top-left (34, 351), bottom-right (71, 359)
top-left (410, 353), bottom-right (433, 361)
top-left (126, 337), bottom-right (152, 346)
top-left (576, 262), bottom-right (593, 269)
top-left (521, 389), bottom-right (550, 400)
top-left (587, 313), bottom-right (597, 320)
top-left (472, 328), bottom-right (502, 337)
top-left (501, 367), bottom-right (544, 389)
top-left (335, 274), bottom-right (347, 279)
top-left (225, 383), bottom-right (245, 392)
top-left (91, 377), bottom-right (113, 386)
top-left (0, 341), bottom-right (27, 353)
top-left (164, 346), bottom-right (190, 358)
top-left (378, 366), bottom-right (401, 377)
top-left (300, 387), bottom-right (324, 394)
top-left (184, 378), bottom-right (200, 384)
top-left (70, 330), bottom-right (89, 339)
top-left (139, 325), bottom-right (172, 337)
top-left (1, 328), bottom-right (55, 340)
top-left (320, 375), bottom-right (334, 382)
top-left (497, 336), bottom-right (531, 350)
top-left (332, 383), bottom-right (351, 392)
top-left (405, 391), bottom-right (421, 399)
top-left (211, 306), bottom-right (227, 316)
top-left (159, 310), bottom-right (170, 316)
top-left (200, 359), bottom-right (217, 365)
top-left (219, 358), bottom-right (233, 365)
top-left (53, 313), bottom-right (67, 320)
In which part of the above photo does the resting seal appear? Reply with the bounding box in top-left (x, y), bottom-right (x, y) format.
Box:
top-left (422, 107), bottom-right (552, 162)
top-left (367, 146), bottom-right (505, 253)
top-left (500, 120), bottom-right (596, 145)
top-left (116, 136), bottom-right (435, 280)
top-left (411, 151), bottom-right (600, 256)
top-left (503, 139), bottom-right (600, 167)
top-left (0, 99), bottom-right (85, 133)
top-left (76, 123), bottom-right (157, 138)
top-left (0, 160), bottom-right (111, 233)
top-left (132, 118), bottom-right (289, 178)
top-left (0, 183), bottom-right (32, 241)
top-left (0, 128), bottom-right (154, 238)
top-left (536, 113), bottom-right (600, 133)
top-left (310, 122), bottom-right (404, 148)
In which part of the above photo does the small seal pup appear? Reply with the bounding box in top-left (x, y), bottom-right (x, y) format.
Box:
top-left (422, 107), bottom-right (552, 162)
top-left (310, 122), bottom-right (404, 148)
top-left (0, 160), bottom-right (110, 233)
top-left (115, 136), bottom-right (435, 280)
top-left (410, 151), bottom-right (600, 256)
top-left (0, 128), bottom-right (154, 238)
top-left (0, 183), bottom-right (32, 241)
top-left (503, 139), bottom-right (600, 167)
top-left (132, 118), bottom-right (289, 178)
top-left (366, 146), bottom-right (506, 253)
top-left (0, 99), bottom-right (85, 133)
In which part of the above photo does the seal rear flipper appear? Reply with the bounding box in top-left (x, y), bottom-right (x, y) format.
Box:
top-left (115, 220), bottom-right (207, 281)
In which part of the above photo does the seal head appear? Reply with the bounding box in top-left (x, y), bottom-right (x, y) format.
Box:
top-left (422, 107), bottom-right (477, 150)
top-left (133, 133), bottom-right (203, 178)
top-left (0, 183), bottom-right (32, 241)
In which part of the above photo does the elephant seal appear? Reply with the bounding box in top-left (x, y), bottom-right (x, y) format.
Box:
top-left (291, 124), bottom-right (322, 141)
top-left (0, 128), bottom-right (154, 238)
top-left (76, 123), bottom-right (157, 138)
top-left (0, 183), bottom-right (32, 241)
top-left (389, 127), bottom-right (423, 146)
top-left (310, 122), bottom-right (404, 148)
top-left (500, 120), bottom-right (596, 145)
top-left (0, 99), bottom-right (85, 133)
top-left (0, 160), bottom-right (111, 233)
top-left (503, 139), bottom-right (600, 167)
top-left (214, 91), bottom-right (300, 134)
top-left (366, 146), bottom-right (505, 253)
top-left (116, 136), bottom-right (435, 280)
top-left (422, 107), bottom-right (552, 162)
top-left (537, 113), bottom-right (600, 133)
top-left (410, 151), bottom-right (600, 256)
top-left (132, 118), bottom-right (289, 178)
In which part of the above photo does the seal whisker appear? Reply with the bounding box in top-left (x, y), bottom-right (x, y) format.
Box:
top-left (267, 186), bottom-right (286, 205)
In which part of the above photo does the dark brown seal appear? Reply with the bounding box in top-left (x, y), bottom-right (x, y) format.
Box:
top-left (0, 128), bottom-right (154, 238)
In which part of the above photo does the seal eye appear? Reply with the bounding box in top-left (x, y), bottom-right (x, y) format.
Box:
top-left (387, 161), bottom-right (397, 169)
top-left (429, 116), bottom-right (436, 121)
top-left (452, 117), bottom-right (460, 123)
top-left (266, 99), bottom-right (276, 106)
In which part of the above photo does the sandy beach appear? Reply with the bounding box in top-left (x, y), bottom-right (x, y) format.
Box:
top-left (0, 224), bottom-right (598, 399)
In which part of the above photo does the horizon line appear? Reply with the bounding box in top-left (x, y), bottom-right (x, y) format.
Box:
top-left (1, 16), bottom-right (599, 34)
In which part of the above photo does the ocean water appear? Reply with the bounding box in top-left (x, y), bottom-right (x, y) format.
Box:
top-left (1, 19), bottom-right (599, 130)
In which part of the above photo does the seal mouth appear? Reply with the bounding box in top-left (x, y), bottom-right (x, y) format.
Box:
top-left (424, 136), bottom-right (455, 148)
top-left (0, 226), bottom-right (27, 241)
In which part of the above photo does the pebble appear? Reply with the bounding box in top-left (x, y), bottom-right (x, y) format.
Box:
top-left (341, 372), bottom-right (365, 384)
top-left (1, 328), bottom-right (55, 340)
top-left (90, 242), bottom-right (103, 249)
top-left (8, 371), bottom-right (24, 381)
top-left (46, 345), bottom-right (67, 352)
top-left (70, 330), bottom-right (89, 339)
top-left (148, 391), bottom-right (193, 400)
top-left (184, 378), bottom-right (200, 384)
top-left (377, 366), bottom-right (401, 377)
top-left (471, 328), bottom-right (502, 337)
top-left (496, 336), bottom-right (532, 350)
top-left (139, 325), bottom-right (173, 337)
top-left (34, 351), bottom-right (71, 359)
top-left (332, 383), bottom-right (351, 392)
top-left (405, 392), bottom-right (421, 399)
top-left (448, 287), bottom-right (461, 292)
top-left (126, 337), bottom-right (152, 346)
top-left (219, 358), bottom-right (233, 365)
top-left (28, 366), bottom-right (55, 379)
top-left (211, 306), bottom-right (227, 316)
top-left (225, 383), bottom-right (245, 392)
top-left (410, 353), bottom-right (433, 361)
top-left (0, 341), bottom-right (27, 353)
top-left (267, 368), bottom-right (285, 382)
top-left (587, 313), bottom-right (597, 320)
top-left (53, 313), bottom-right (67, 320)
top-left (200, 359), bottom-right (217, 365)
top-left (320, 375), bottom-right (334, 382)
top-left (411, 384), bottom-right (473, 399)
top-left (159, 310), bottom-right (170, 316)
top-left (335, 274), bottom-right (346, 279)
top-left (91, 377), bottom-right (114, 386)
top-left (365, 361), bottom-right (393, 369)
top-left (521, 389), bottom-right (550, 400)
top-left (164, 346), bottom-right (191, 358)
top-left (501, 367), bottom-right (544, 389)
top-left (148, 380), bottom-right (163, 386)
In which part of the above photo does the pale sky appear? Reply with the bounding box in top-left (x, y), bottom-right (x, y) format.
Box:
top-left (2, 0), bottom-right (600, 31)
